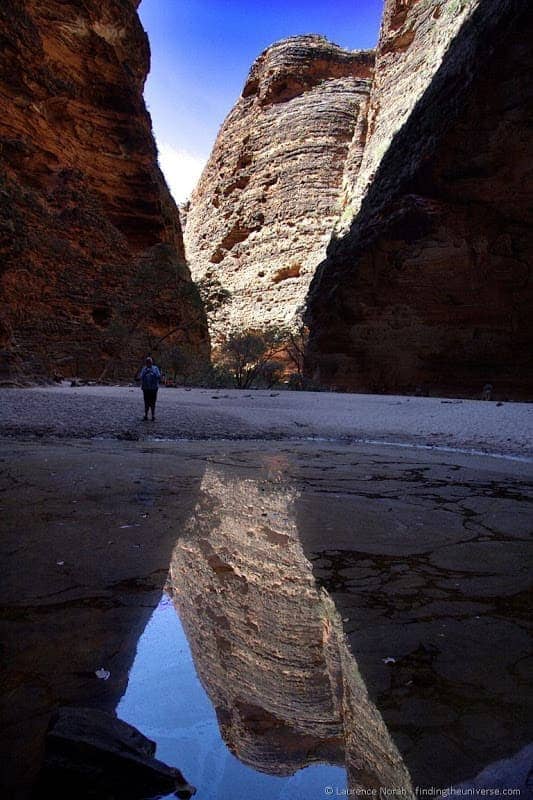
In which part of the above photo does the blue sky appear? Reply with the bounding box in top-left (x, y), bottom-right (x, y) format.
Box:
top-left (138, 0), bottom-right (383, 201)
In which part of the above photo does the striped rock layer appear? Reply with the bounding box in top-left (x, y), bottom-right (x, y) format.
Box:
top-left (0, 0), bottom-right (209, 382)
top-left (306, 0), bottom-right (533, 396)
top-left (184, 35), bottom-right (374, 341)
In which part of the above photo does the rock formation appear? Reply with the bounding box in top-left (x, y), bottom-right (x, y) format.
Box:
top-left (339, 0), bottom-right (480, 224)
top-left (184, 35), bottom-right (374, 341)
top-left (169, 464), bottom-right (413, 792)
top-left (36, 707), bottom-right (195, 799)
top-left (0, 0), bottom-right (209, 382)
top-left (306, 0), bottom-right (533, 396)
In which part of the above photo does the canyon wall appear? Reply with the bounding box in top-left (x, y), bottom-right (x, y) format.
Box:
top-left (306, 0), bottom-right (533, 396)
top-left (339, 0), bottom-right (480, 225)
top-left (0, 0), bottom-right (209, 382)
top-left (184, 36), bottom-right (374, 341)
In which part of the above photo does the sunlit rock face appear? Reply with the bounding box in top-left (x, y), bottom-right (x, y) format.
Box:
top-left (306, 0), bottom-right (533, 396)
top-left (339, 0), bottom-right (481, 224)
top-left (168, 462), bottom-right (413, 792)
top-left (0, 0), bottom-right (209, 382)
top-left (184, 36), bottom-right (374, 341)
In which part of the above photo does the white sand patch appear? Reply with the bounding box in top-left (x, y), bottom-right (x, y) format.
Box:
top-left (1, 386), bottom-right (531, 460)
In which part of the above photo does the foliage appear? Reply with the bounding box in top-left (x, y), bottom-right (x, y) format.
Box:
top-left (196, 275), bottom-right (232, 317)
top-left (98, 245), bottom-right (203, 381)
top-left (159, 343), bottom-right (196, 383)
top-left (282, 314), bottom-right (309, 383)
top-left (216, 327), bottom-right (287, 389)
top-left (214, 317), bottom-right (309, 390)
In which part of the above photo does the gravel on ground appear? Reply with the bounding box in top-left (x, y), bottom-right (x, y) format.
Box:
top-left (0, 384), bottom-right (531, 459)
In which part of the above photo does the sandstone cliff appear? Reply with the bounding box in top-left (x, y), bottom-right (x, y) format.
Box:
top-left (0, 0), bottom-right (209, 382)
top-left (184, 36), bottom-right (374, 341)
top-left (306, 0), bottom-right (533, 396)
top-left (339, 0), bottom-right (480, 225)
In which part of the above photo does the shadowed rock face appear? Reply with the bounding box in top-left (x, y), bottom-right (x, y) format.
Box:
top-left (0, 0), bottom-right (209, 382)
top-left (293, 447), bottom-right (533, 788)
top-left (306, 0), bottom-right (533, 397)
top-left (36, 707), bottom-right (195, 800)
top-left (169, 462), bottom-right (413, 792)
top-left (184, 35), bottom-right (374, 340)
top-left (340, 0), bottom-right (481, 223)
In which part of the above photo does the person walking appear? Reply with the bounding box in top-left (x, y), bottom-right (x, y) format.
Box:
top-left (139, 356), bottom-right (161, 421)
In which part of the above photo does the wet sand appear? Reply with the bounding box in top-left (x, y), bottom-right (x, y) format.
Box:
top-left (0, 387), bottom-right (532, 797)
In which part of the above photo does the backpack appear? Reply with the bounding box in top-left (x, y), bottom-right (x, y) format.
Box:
top-left (142, 366), bottom-right (159, 391)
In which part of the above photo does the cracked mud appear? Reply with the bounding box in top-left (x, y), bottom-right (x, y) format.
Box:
top-left (0, 408), bottom-right (531, 796)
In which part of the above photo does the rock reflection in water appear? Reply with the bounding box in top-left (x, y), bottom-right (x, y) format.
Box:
top-left (168, 462), bottom-right (413, 794)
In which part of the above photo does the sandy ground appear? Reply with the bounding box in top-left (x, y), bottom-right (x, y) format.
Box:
top-left (0, 384), bottom-right (532, 458)
top-left (1, 387), bottom-right (532, 795)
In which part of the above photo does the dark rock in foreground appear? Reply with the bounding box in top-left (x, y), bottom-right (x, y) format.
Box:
top-left (34, 707), bottom-right (195, 799)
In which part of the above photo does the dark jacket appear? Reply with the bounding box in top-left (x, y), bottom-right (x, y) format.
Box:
top-left (140, 365), bottom-right (161, 391)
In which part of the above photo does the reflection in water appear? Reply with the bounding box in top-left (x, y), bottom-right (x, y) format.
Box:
top-left (168, 464), bottom-right (414, 794)
top-left (117, 593), bottom-right (346, 800)
top-left (5, 440), bottom-right (530, 797)
top-left (292, 449), bottom-right (532, 788)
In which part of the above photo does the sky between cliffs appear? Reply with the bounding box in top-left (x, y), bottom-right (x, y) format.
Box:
top-left (139, 0), bottom-right (383, 203)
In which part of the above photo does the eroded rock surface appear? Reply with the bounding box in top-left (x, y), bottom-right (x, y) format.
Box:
top-left (0, 0), bottom-right (208, 382)
top-left (340, 0), bottom-right (481, 223)
top-left (168, 446), bottom-right (532, 789)
top-left (306, 0), bottom-right (533, 396)
top-left (184, 35), bottom-right (374, 340)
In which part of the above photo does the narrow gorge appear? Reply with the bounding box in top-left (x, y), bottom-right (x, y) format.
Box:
top-left (1, 0), bottom-right (530, 396)
top-left (1, 3), bottom-right (531, 798)
top-left (306, 0), bottom-right (533, 397)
